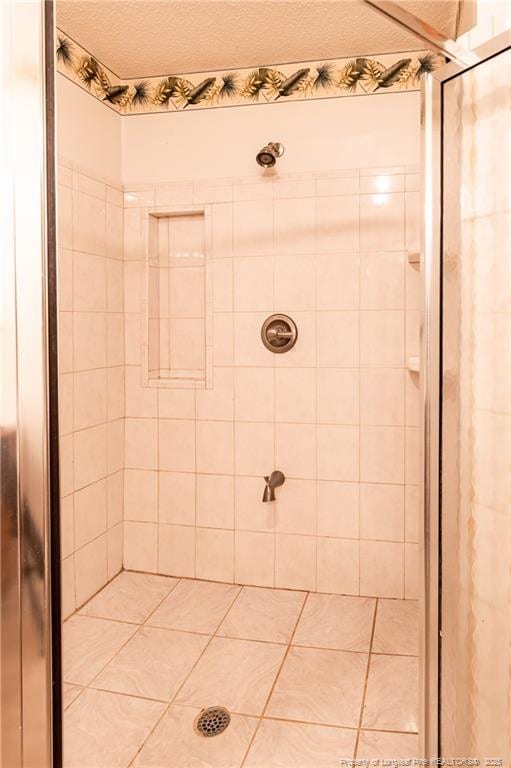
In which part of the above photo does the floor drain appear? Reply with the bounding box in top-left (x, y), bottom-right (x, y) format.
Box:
top-left (194, 706), bottom-right (231, 737)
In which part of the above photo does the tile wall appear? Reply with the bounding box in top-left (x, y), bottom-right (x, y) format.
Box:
top-left (122, 166), bottom-right (421, 599)
top-left (58, 160), bottom-right (125, 617)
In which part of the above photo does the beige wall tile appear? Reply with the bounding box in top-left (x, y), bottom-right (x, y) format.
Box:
top-left (360, 540), bottom-right (404, 598)
top-left (360, 192), bottom-right (404, 251)
top-left (405, 542), bottom-right (419, 599)
top-left (275, 255), bottom-right (315, 311)
top-left (317, 481), bottom-right (359, 539)
top-left (124, 521), bottom-right (158, 573)
top-left (74, 479), bottom-right (107, 549)
top-left (196, 420), bottom-right (234, 474)
top-left (125, 418), bottom-right (158, 470)
top-left (158, 387), bottom-right (195, 419)
top-left (276, 423), bottom-right (316, 480)
top-left (74, 369), bottom-right (107, 431)
top-left (275, 368), bottom-right (316, 424)
top-left (361, 368), bottom-right (404, 426)
top-left (106, 203), bottom-right (123, 260)
top-left (275, 197), bottom-right (316, 255)
top-left (73, 312), bottom-right (107, 371)
top-left (72, 190), bottom-right (106, 256)
top-left (235, 367), bottom-right (273, 422)
top-left (158, 523), bottom-right (196, 578)
top-left (276, 478), bottom-right (316, 536)
top-left (360, 425), bottom-right (404, 484)
top-left (196, 367), bottom-right (234, 421)
top-left (235, 476), bottom-right (276, 532)
top-left (360, 483), bottom-right (404, 542)
top-left (318, 311), bottom-right (359, 367)
top-left (107, 470), bottom-right (124, 527)
top-left (361, 251), bottom-right (405, 310)
top-left (73, 252), bottom-right (107, 312)
top-left (316, 253), bottom-right (359, 311)
top-left (234, 257), bottom-right (274, 311)
top-left (74, 534), bottom-right (108, 607)
top-left (196, 474), bottom-right (234, 528)
top-left (196, 527), bottom-right (234, 582)
top-left (158, 419), bottom-right (195, 472)
top-left (61, 555), bottom-right (76, 619)
top-left (236, 422), bottom-right (274, 476)
top-left (125, 366), bottom-right (157, 418)
top-left (159, 472), bottom-right (195, 525)
top-left (317, 425), bottom-right (359, 482)
top-left (235, 531), bottom-right (275, 587)
top-left (316, 537), bottom-right (359, 595)
top-left (124, 469), bottom-right (158, 522)
top-left (61, 495), bottom-right (74, 559)
top-left (169, 318), bottom-right (205, 371)
top-left (360, 310), bottom-right (404, 368)
top-left (317, 195), bottom-right (359, 253)
top-left (58, 248), bottom-right (73, 311)
top-left (405, 484), bottom-right (419, 543)
top-left (59, 373), bottom-right (74, 436)
top-left (275, 533), bottom-right (316, 591)
top-left (233, 200), bottom-right (274, 257)
top-left (317, 369), bottom-right (359, 425)
top-left (74, 425), bottom-right (107, 490)
top-left (107, 523), bottom-right (123, 579)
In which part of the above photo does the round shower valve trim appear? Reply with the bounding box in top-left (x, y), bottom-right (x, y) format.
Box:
top-left (261, 314), bottom-right (298, 353)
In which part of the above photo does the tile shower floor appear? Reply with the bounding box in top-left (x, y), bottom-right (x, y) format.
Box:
top-left (63, 571), bottom-right (419, 767)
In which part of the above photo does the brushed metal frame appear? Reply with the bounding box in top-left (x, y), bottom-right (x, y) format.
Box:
top-left (419, 70), bottom-right (442, 759)
top-left (0, 0), bottom-right (60, 765)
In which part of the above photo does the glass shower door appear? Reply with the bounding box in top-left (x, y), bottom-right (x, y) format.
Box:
top-left (434, 35), bottom-right (511, 763)
top-left (0, 0), bottom-right (60, 765)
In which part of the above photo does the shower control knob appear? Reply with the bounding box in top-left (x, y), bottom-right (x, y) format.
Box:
top-left (261, 314), bottom-right (298, 353)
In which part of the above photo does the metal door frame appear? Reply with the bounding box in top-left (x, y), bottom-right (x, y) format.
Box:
top-left (423, 28), bottom-right (511, 758)
top-left (0, 1), bottom-right (61, 765)
top-left (363, 1), bottom-right (511, 758)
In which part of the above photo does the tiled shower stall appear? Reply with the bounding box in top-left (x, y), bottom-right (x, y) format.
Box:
top-left (58, 161), bottom-right (421, 615)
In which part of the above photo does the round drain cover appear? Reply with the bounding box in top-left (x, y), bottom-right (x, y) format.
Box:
top-left (194, 706), bottom-right (231, 737)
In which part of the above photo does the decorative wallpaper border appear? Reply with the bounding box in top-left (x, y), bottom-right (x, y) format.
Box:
top-left (56, 29), bottom-right (442, 116)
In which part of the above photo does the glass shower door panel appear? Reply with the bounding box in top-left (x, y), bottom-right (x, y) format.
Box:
top-left (441, 46), bottom-right (511, 762)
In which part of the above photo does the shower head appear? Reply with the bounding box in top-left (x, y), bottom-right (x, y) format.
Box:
top-left (256, 142), bottom-right (285, 168)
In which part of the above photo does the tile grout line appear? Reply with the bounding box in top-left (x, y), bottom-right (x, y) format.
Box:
top-left (69, 607), bottom-right (421, 657)
top-left (239, 589), bottom-right (310, 768)
top-left (64, 575), bottom-right (183, 709)
top-left (271, 179), bottom-right (277, 590)
top-left (353, 596), bottom-right (379, 758)
top-left (128, 581), bottom-right (243, 766)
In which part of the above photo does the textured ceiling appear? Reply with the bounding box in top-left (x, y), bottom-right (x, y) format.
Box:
top-left (57, 0), bottom-right (461, 78)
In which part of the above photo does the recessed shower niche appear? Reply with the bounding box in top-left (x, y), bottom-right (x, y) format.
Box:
top-left (145, 207), bottom-right (212, 388)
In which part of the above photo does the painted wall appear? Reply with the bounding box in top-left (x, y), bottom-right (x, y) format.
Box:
top-left (57, 75), bottom-right (122, 182)
top-left (121, 91), bottom-right (420, 184)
